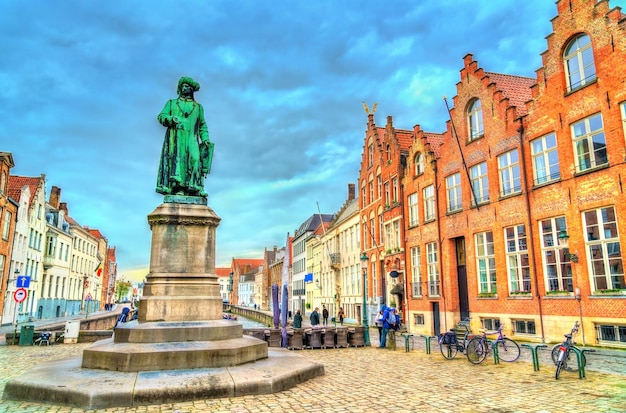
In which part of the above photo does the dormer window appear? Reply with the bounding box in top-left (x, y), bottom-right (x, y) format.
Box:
top-left (564, 34), bottom-right (596, 92)
top-left (467, 99), bottom-right (484, 141)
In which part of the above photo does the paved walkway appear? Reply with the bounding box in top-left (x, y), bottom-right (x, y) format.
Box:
top-left (0, 329), bottom-right (624, 412)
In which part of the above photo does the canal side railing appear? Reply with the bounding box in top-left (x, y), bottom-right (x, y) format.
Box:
top-left (228, 306), bottom-right (273, 326)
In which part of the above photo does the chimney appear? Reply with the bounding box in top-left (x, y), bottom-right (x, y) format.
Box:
top-left (348, 183), bottom-right (355, 201)
top-left (49, 186), bottom-right (61, 209)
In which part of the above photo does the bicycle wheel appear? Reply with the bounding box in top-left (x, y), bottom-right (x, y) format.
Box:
top-left (555, 358), bottom-right (564, 379)
top-left (495, 338), bottom-right (520, 362)
top-left (466, 337), bottom-right (487, 364)
top-left (551, 345), bottom-right (586, 371)
top-left (440, 343), bottom-right (458, 360)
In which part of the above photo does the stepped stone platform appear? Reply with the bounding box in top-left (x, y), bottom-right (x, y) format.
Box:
top-left (3, 200), bottom-right (325, 409)
top-left (4, 347), bottom-right (324, 409)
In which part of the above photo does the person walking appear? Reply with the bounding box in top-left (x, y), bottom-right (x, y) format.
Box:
top-left (310, 307), bottom-right (321, 326)
top-left (322, 306), bottom-right (329, 325)
top-left (375, 309), bottom-right (385, 347)
top-left (338, 307), bottom-right (345, 325)
top-left (293, 310), bottom-right (303, 329)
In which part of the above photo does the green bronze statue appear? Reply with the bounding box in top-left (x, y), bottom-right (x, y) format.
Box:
top-left (156, 76), bottom-right (214, 197)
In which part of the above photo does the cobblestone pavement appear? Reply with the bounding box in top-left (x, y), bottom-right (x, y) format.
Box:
top-left (0, 334), bottom-right (624, 413)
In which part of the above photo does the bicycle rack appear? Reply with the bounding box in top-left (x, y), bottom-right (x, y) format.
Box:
top-left (521, 343), bottom-right (547, 371)
top-left (570, 347), bottom-right (596, 379)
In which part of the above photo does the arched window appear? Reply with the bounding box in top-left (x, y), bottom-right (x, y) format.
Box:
top-left (414, 152), bottom-right (424, 175)
top-left (564, 34), bottom-right (596, 92)
top-left (467, 99), bottom-right (483, 140)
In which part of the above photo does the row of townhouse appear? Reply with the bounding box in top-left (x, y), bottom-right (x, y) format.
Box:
top-left (0, 152), bottom-right (118, 325)
top-left (220, 184), bottom-right (364, 324)
top-left (359, 0), bottom-right (626, 347)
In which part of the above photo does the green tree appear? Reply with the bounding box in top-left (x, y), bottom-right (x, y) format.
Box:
top-left (116, 280), bottom-right (132, 302)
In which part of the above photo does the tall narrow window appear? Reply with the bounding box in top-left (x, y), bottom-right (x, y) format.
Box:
top-left (531, 132), bottom-right (560, 185)
top-left (392, 177), bottom-right (398, 203)
top-left (1, 211), bottom-right (10, 240)
top-left (411, 246), bottom-right (422, 296)
top-left (505, 225), bottom-right (531, 293)
top-left (384, 182), bottom-right (390, 206)
top-left (377, 174), bottom-right (382, 200)
top-left (540, 216), bottom-right (572, 292)
top-left (469, 162), bottom-right (489, 205)
top-left (467, 99), bottom-right (484, 140)
top-left (564, 34), bottom-right (596, 92)
top-left (584, 206), bottom-right (624, 291)
top-left (368, 180), bottom-right (374, 204)
top-left (414, 152), bottom-right (424, 175)
top-left (408, 193), bottom-right (419, 226)
top-left (475, 231), bottom-right (496, 294)
top-left (424, 185), bottom-right (435, 221)
top-left (498, 149), bottom-right (521, 197)
top-left (621, 102), bottom-right (626, 142)
top-left (572, 113), bottom-right (607, 172)
top-left (446, 173), bottom-right (462, 212)
top-left (427, 242), bottom-right (440, 296)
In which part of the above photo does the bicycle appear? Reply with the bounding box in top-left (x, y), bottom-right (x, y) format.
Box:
top-left (466, 324), bottom-right (520, 364)
top-left (553, 321), bottom-right (585, 379)
top-left (438, 318), bottom-right (472, 360)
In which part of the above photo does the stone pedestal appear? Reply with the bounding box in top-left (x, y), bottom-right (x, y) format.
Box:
top-left (139, 202), bottom-right (223, 322)
top-left (82, 201), bottom-right (269, 372)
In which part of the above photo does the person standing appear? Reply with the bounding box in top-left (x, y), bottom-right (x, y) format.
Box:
top-left (293, 310), bottom-right (303, 329)
top-left (338, 307), bottom-right (345, 325)
top-left (156, 76), bottom-right (214, 197)
top-left (375, 310), bottom-right (385, 347)
top-left (310, 307), bottom-right (321, 326)
top-left (322, 306), bottom-right (329, 325)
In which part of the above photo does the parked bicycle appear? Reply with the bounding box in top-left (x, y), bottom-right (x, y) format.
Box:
top-left (466, 324), bottom-right (520, 364)
top-left (553, 321), bottom-right (585, 379)
top-left (438, 318), bottom-right (472, 360)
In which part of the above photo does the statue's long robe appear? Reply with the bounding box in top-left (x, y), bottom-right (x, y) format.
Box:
top-left (156, 98), bottom-right (210, 196)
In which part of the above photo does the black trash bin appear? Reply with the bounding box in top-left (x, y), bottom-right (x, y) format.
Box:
top-left (19, 325), bottom-right (34, 346)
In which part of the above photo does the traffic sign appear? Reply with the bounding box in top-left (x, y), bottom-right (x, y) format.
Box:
top-left (13, 288), bottom-right (27, 303)
top-left (16, 275), bottom-right (31, 288)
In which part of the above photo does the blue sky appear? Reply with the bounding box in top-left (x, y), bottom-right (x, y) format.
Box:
top-left (3, 0), bottom-right (624, 281)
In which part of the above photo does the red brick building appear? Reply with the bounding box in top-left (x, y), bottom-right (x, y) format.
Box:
top-left (364, 0), bottom-right (626, 347)
top-left (359, 112), bottom-right (413, 323)
top-left (0, 152), bottom-right (18, 323)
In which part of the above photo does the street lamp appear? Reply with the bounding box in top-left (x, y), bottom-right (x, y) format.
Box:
top-left (360, 252), bottom-right (371, 346)
top-left (557, 229), bottom-right (579, 263)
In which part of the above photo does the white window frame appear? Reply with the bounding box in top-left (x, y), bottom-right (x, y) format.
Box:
top-left (539, 216), bottom-right (573, 292)
top-left (467, 99), bottom-right (484, 140)
top-left (414, 152), bottom-right (424, 176)
top-left (564, 34), bottom-right (596, 92)
top-left (531, 132), bottom-right (560, 185)
top-left (410, 246), bottom-right (422, 296)
top-left (446, 173), bottom-right (462, 212)
top-left (505, 225), bottom-right (531, 293)
top-left (498, 150), bottom-right (521, 197)
top-left (408, 193), bottom-right (419, 227)
top-left (584, 206), bottom-right (624, 292)
top-left (424, 185), bottom-right (435, 221)
top-left (572, 113), bottom-right (607, 172)
top-left (621, 102), bottom-right (626, 144)
top-left (470, 162), bottom-right (489, 205)
top-left (426, 242), bottom-right (439, 296)
top-left (475, 231), bottom-right (496, 294)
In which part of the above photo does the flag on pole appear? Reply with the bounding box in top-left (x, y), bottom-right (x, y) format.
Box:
top-left (95, 262), bottom-right (103, 277)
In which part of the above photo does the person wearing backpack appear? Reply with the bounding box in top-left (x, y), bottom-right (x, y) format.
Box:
top-left (381, 306), bottom-right (396, 348)
top-left (385, 307), bottom-right (398, 350)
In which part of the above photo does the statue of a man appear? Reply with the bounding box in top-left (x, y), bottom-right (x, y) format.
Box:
top-left (156, 77), bottom-right (213, 197)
